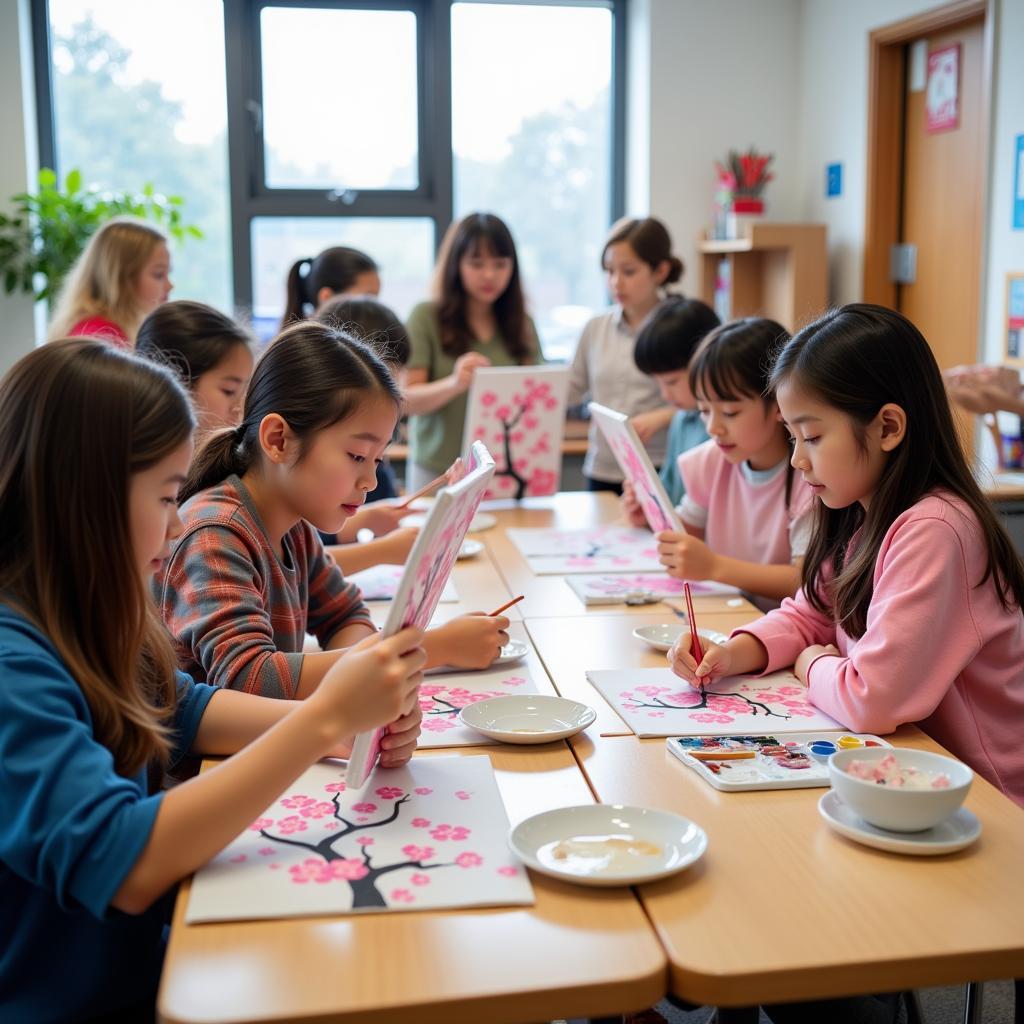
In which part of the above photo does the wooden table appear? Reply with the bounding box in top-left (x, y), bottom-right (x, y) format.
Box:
top-left (159, 747), bottom-right (666, 1024)
top-left (509, 496), bottom-right (1024, 1016)
top-left (161, 492), bottom-right (1024, 1022)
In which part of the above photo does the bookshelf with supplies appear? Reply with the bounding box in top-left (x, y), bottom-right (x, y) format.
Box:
top-left (697, 222), bottom-right (827, 332)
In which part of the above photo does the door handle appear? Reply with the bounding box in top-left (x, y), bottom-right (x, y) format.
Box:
top-left (890, 243), bottom-right (917, 284)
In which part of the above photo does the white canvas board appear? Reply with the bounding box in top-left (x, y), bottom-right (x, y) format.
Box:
top-left (565, 574), bottom-right (740, 606)
top-left (507, 525), bottom-right (663, 575)
top-left (586, 667), bottom-right (844, 738)
top-left (186, 755), bottom-right (533, 923)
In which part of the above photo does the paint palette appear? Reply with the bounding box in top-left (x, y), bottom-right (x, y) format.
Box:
top-left (666, 733), bottom-right (891, 792)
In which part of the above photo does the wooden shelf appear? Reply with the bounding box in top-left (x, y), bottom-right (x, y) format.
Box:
top-left (698, 222), bottom-right (828, 331)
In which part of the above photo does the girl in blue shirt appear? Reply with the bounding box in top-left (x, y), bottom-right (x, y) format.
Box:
top-left (0, 339), bottom-right (425, 1022)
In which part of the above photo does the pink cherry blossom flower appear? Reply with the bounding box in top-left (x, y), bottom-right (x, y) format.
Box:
top-left (248, 817), bottom-right (273, 832)
top-left (455, 851), bottom-right (483, 868)
top-left (401, 844), bottom-right (436, 861)
top-left (410, 873), bottom-right (431, 886)
top-left (299, 801), bottom-right (334, 819)
top-left (690, 712), bottom-right (735, 724)
top-left (414, 788), bottom-right (433, 796)
top-left (481, 392), bottom-right (497, 407)
top-left (352, 802), bottom-right (377, 814)
top-left (281, 794), bottom-right (315, 810)
top-left (259, 847), bottom-right (276, 856)
top-left (276, 815), bottom-right (308, 835)
top-left (411, 817), bottom-right (431, 828)
top-left (430, 824), bottom-right (470, 841)
top-left (454, 790), bottom-right (472, 800)
top-left (323, 821), bottom-right (340, 831)
top-left (375, 786), bottom-right (405, 800)
top-left (327, 858), bottom-right (369, 881)
top-left (288, 858), bottom-right (325, 884)
top-left (423, 717), bottom-right (457, 732)
top-left (497, 865), bottom-right (519, 877)
top-left (355, 836), bottom-right (375, 845)
top-left (324, 781), bottom-right (346, 793)
top-left (390, 888), bottom-right (415, 904)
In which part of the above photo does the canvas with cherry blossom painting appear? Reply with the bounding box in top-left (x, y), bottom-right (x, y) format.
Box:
top-left (589, 402), bottom-right (682, 534)
top-left (564, 574), bottom-right (740, 607)
top-left (507, 526), bottom-right (663, 575)
top-left (461, 365), bottom-right (570, 501)
top-left (346, 443), bottom-right (496, 789)
top-left (348, 564), bottom-right (457, 604)
top-left (186, 755), bottom-right (533, 923)
top-left (585, 667), bottom-right (844, 738)
top-left (417, 665), bottom-right (542, 748)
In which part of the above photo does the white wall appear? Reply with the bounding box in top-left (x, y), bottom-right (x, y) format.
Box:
top-left (981, 0), bottom-right (1024, 369)
top-left (626, 0), bottom-right (803, 295)
top-left (0, 0), bottom-right (42, 371)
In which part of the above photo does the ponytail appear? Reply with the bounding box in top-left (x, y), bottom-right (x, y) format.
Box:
top-left (179, 321), bottom-right (401, 504)
top-left (182, 424), bottom-right (249, 504)
top-left (281, 258), bottom-right (312, 329)
top-left (280, 247), bottom-right (379, 331)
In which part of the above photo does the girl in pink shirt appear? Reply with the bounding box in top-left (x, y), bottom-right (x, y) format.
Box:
top-left (48, 217), bottom-right (173, 348)
top-left (671, 303), bottom-right (1024, 806)
top-left (654, 317), bottom-right (815, 609)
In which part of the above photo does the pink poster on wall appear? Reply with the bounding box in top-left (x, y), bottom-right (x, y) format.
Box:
top-left (926, 44), bottom-right (960, 133)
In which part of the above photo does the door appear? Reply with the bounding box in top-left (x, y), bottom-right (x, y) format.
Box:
top-left (898, 18), bottom-right (986, 373)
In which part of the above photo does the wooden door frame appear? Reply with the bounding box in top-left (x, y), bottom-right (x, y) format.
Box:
top-left (862, 0), bottom-right (994, 336)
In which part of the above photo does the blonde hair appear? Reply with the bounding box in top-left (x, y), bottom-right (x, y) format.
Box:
top-left (48, 217), bottom-right (168, 344)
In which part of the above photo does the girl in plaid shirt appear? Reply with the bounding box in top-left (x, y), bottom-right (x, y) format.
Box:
top-left (156, 321), bottom-right (510, 701)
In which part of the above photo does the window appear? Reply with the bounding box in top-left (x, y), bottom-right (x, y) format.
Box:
top-left (37, 1), bottom-right (623, 343)
top-left (258, 7), bottom-right (420, 191)
top-left (44, 0), bottom-right (231, 311)
top-left (452, 2), bottom-right (615, 361)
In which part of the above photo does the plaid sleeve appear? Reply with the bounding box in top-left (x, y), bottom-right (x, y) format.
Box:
top-left (302, 525), bottom-right (375, 646)
top-left (160, 525), bottom-right (304, 699)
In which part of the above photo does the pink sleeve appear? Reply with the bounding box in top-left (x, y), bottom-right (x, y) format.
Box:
top-left (677, 441), bottom-right (715, 525)
top-left (733, 586), bottom-right (837, 671)
top-left (805, 517), bottom-right (982, 734)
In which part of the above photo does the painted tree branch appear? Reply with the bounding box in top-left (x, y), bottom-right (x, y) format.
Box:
top-left (628, 690), bottom-right (792, 720)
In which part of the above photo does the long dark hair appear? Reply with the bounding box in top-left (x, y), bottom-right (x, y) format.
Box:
top-left (281, 246), bottom-right (379, 328)
top-left (634, 297), bottom-right (720, 374)
top-left (0, 340), bottom-right (194, 775)
top-left (180, 321), bottom-right (401, 504)
top-left (771, 303), bottom-right (1024, 638)
top-left (137, 300), bottom-right (252, 389)
top-left (689, 316), bottom-right (794, 505)
top-left (316, 295), bottom-right (410, 366)
top-left (433, 213), bottom-right (530, 361)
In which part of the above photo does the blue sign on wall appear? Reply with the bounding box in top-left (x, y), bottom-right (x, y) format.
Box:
top-left (826, 162), bottom-right (843, 198)
top-left (1014, 135), bottom-right (1024, 230)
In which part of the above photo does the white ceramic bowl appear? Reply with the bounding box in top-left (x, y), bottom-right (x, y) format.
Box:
top-left (458, 694), bottom-right (596, 744)
top-left (509, 804), bottom-right (708, 886)
top-left (828, 746), bottom-right (972, 832)
top-left (631, 624), bottom-right (729, 653)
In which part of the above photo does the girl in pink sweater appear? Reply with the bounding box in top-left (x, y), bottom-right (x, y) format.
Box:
top-left (670, 303), bottom-right (1024, 806)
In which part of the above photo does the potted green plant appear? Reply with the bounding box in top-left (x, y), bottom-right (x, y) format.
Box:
top-left (0, 167), bottom-right (202, 304)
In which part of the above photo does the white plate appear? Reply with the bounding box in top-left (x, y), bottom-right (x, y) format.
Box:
top-left (509, 804), bottom-right (708, 887)
top-left (458, 539), bottom-right (484, 559)
top-left (493, 639), bottom-right (529, 666)
top-left (818, 790), bottom-right (981, 856)
top-left (632, 624), bottom-right (729, 653)
top-left (459, 694), bottom-right (596, 744)
top-left (399, 511), bottom-right (497, 533)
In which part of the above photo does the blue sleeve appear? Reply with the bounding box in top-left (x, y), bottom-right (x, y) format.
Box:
top-left (0, 645), bottom-right (162, 921)
top-left (170, 671), bottom-right (218, 769)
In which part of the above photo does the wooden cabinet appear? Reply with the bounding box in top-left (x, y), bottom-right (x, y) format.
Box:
top-left (697, 222), bottom-right (828, 332)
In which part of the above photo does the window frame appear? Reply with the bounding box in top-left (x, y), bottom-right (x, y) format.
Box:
top-left (32, 0), bottom-right (626, 315)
